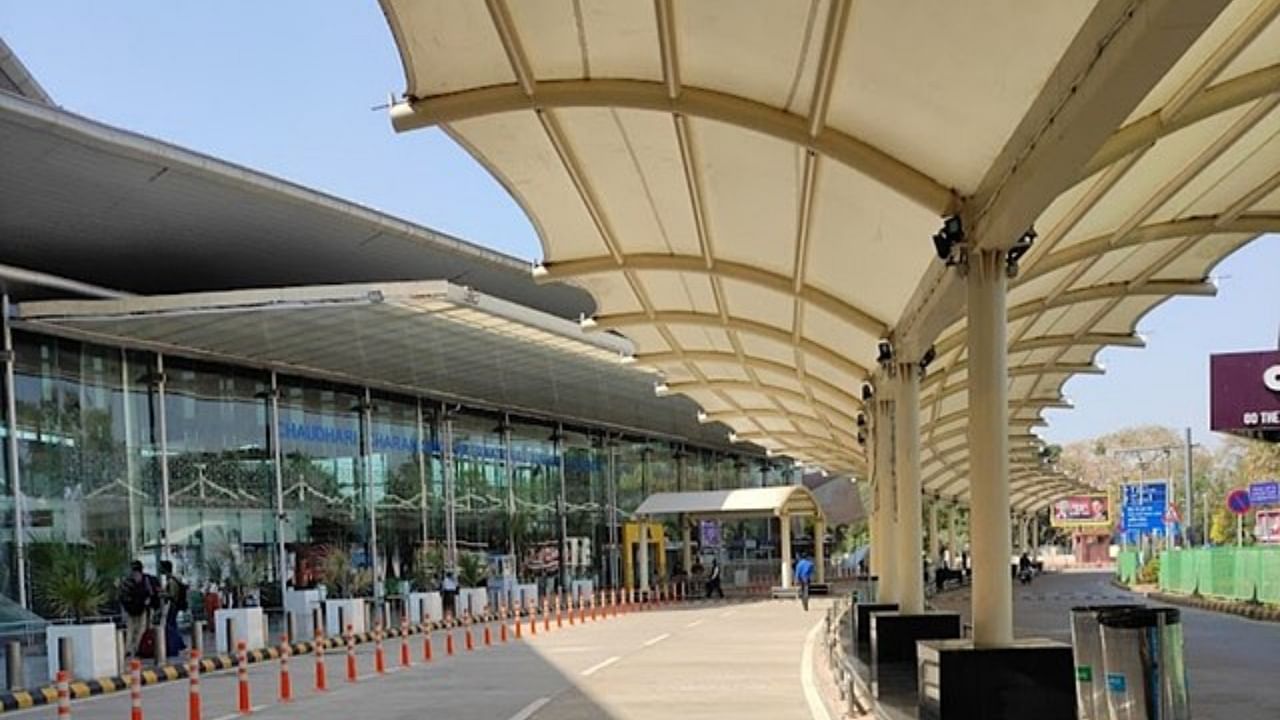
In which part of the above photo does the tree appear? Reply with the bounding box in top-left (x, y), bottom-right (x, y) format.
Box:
top-left (1209, 505), bottom-right (1236, 546)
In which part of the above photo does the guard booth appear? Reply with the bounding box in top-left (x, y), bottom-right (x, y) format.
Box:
top-left (621, 521), bottom-right (666, 592)
top-left (633, 486), bottom-right (828, 594)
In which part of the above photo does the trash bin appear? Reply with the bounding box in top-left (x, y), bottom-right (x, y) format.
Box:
top-left (1070, 605), bottom-right (1141, 720)
top-left (1098, 607), bottom-right (1189, 720)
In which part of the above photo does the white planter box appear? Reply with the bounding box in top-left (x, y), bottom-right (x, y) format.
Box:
top-left (284, 589), bottom-right (323, 640)
top-left (571, 580), bottom-right (595, 604)
top-left (407, 592), bottom-right (442, 624)
top-left (517, 583), bottom-right (539, 610)
top-left (324, 598), bottom-right (367, 638)
top-left (214, 607), bottom-right (266, 655)
top-left (459, 588), bottom-right (488, 617)
top-left (46, 623), bottom-right (117, 680)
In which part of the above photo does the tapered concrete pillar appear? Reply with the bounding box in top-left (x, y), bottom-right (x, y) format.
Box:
top-left (1018, 515), bottom-right (1029, 553)
top-left (929, 502), bottom-right (940, 573)
top-left (637, 522), bottom-right (650, 592)
top-left (894, 363), bottom-right (924, 614)
top-left (1032, 516), bottom-right (1041, 560)
top-left (874, 398), bottom-right (897, 602)
top-left (967, 250), bottom-right (1013, 646)
top-left (780, 513), bottom-right (793, 589)
top-left (948, 505), bottom-right (960, 568)
top-left (814, 518), bottom-right (826, 583)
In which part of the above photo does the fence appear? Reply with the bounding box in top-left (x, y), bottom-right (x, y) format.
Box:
top-left (1116, 550), bottom-right (1140, 584)
top-left (1158, 547), bottom-right (1280, 604)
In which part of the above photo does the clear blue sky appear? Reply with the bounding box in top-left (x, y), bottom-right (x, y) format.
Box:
top-left (5, 2), bottom-right (1278, 448)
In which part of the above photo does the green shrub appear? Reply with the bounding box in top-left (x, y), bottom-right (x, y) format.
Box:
top-left (1137, 556), bottom-right (1161, 584)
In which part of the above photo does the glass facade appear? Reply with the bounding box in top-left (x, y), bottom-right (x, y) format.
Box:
top-left (0, 327), bottom-right (792, 616)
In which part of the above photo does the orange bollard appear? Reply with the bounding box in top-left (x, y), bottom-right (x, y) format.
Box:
top-left (483, 624), bottom-right (492, 647)
top-left (188, 650), bottom-right (202, 720)
top-left (399, 619), bottom-right (411, 668)
top-left (500, 617), bottom-right (508, 643)
top-left (236, 640), bottom-right (250, 716)
top-left (56, 670), bottom-right (70, 718)
top-left (130, 658), bottom-right (143, 720)
top-left (345, 625), bottom-right (357, 683)
top-left (423, 628), bottom-right (434, 662)
top-left (278, 635), bottom-right (293, 703)
top-left (374, 625), bottom-right (386, 674)
top-left (464, 617), bottom-right (474, 652)
top-left (446, 628), bottom-right (455, 656)
top-left (515, 607), bottom-right (524, 639)
top-left (543, 599), bottom-right (550, 632)
top-left (314, 630), bottom-right (328, 692)
top-left (557, 597), bottom-right (564, 629)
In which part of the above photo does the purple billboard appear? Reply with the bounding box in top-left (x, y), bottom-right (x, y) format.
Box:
top-left (1210, 350), bottom-right (1280, 436)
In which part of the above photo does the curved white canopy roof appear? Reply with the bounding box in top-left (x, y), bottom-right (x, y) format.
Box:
top-left (380, 0), bottom-right (1280, 511)
top-left (634, 485), bottom-right (823, 521)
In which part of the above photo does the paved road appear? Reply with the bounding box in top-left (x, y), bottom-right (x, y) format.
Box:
top-left (930, 570), bottom-right (1280, 720)
top-left (20, 598), bottom-right (831, 720)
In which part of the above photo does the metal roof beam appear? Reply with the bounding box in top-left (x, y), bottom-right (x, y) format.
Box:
top-left (536, 253), bottom-right (888, 337)
top-left (389, 78), bottom-right (956, 215)
top-left (590, 310), bottom-right (871, 379)
top-left (890, 0), bottom-right (1230, 360)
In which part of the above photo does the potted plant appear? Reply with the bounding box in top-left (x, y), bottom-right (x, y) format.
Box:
top-left (208, 543), bottom-right (268, 653)
top-left (35, 542), bottom-right (126, 680)
top-left (456, 551), bottom-right (491, 617)
top-left (320, 547), bottom-right (373, 636)
top-left (407, 546), bottom-right (444, 624)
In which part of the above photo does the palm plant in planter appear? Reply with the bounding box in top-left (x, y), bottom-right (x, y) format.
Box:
top-left (33, 541), bottom-right (129, 679)
top-left (457, 551), bottom-right (487, 588)
top-left (319, 547), bottom-right (373, 598)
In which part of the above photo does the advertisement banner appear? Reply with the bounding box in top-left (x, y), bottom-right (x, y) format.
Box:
top-left (699, 520), bottom-right (722, 548)
top-left (1257, 509), bottom-right (1280, 545)
top-left (1050, 494), bottom-right (1111, 528)
top-left (1209, 350), bottom-right (1280, 434)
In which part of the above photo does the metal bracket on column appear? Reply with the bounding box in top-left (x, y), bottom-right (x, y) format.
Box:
top-left (1004, 228), bottom-right (1037, 279)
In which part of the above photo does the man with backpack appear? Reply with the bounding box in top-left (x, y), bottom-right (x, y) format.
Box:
top-left (159, 561), bottom-right (188, 657)
top-left (119, 561), bottom-right (157, 657)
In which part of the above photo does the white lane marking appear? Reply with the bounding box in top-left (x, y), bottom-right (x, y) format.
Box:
top-left (642, 633), bottom-right (671, 647)
top-left (801, 619), bottom-right (833, 720)
top-left (508, 697), bottom-right (551, 720)
top-left (213, 707), bottom-right (267, 720)
top-left (686, 619), bottom-right (704, 628)
top-left (580, 656), bottom-right (621, 677)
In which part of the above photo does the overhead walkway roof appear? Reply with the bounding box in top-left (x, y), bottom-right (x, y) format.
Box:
top-left (14, 280), bottom-right (749, 448)
top-left (634, 485), bottom-right (824, 521)
top-left (380, 0), bottom-right (1280, 511)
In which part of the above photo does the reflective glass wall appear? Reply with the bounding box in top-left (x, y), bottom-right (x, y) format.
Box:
top-left (1, 327), bottom-right (782, 615)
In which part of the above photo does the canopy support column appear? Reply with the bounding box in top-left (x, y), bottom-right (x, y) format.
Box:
top-left (948, 505), bottom-right (960, 569)
top-left (894, 363), bottom-right (923, 614)
top-left (1032, 515), bottom-right (1041, 560)
top-left (681, 517), bottom-right (692, 575)
top-left (967, 250), bottom-right (1013, 646)
top-left (874, 396), bottom-right (897, 602)
top-left (814, 518), bottom-right (826, 584)
top-left (779, 513), bottom-right (793, 590)
top-left (929, 501), bottom-right (940, 577)
top-left (637, 521), bottom-right (650, 593)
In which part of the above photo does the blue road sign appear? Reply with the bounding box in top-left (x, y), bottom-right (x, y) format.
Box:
top-left (1249, 481), bottom-right (1280, 506)
top-left (1122, 482), bottom-right (1168, 537)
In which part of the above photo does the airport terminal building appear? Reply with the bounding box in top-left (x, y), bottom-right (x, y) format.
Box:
top-left (0, 48), bottom-right (799, 615)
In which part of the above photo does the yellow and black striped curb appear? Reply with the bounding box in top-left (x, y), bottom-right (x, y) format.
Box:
top-left (1149, 591), bottom-right (1280, 622)
top-left (0, 613), bottom-right (508, 714)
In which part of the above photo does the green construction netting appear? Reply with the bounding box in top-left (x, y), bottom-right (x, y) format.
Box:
top-left (1158, 547), bottom-right (1280, 603)
top-left (1117, 551), bottom-right (1139, 584)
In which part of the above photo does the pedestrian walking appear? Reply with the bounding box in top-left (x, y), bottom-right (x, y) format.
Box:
top-left (118, 561), bottom-right (158, 657)
top-left (159, 560), bottom-right (188, 657)
top-left (705, 559), bottom-right (724, 599)
top-left (794, 553), bottom-right (814, 611)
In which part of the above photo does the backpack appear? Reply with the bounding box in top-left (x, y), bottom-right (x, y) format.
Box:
top-left (171, 578), bottom-right (189, 612)
top-left (120, 576), bottom-right (151, 615)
